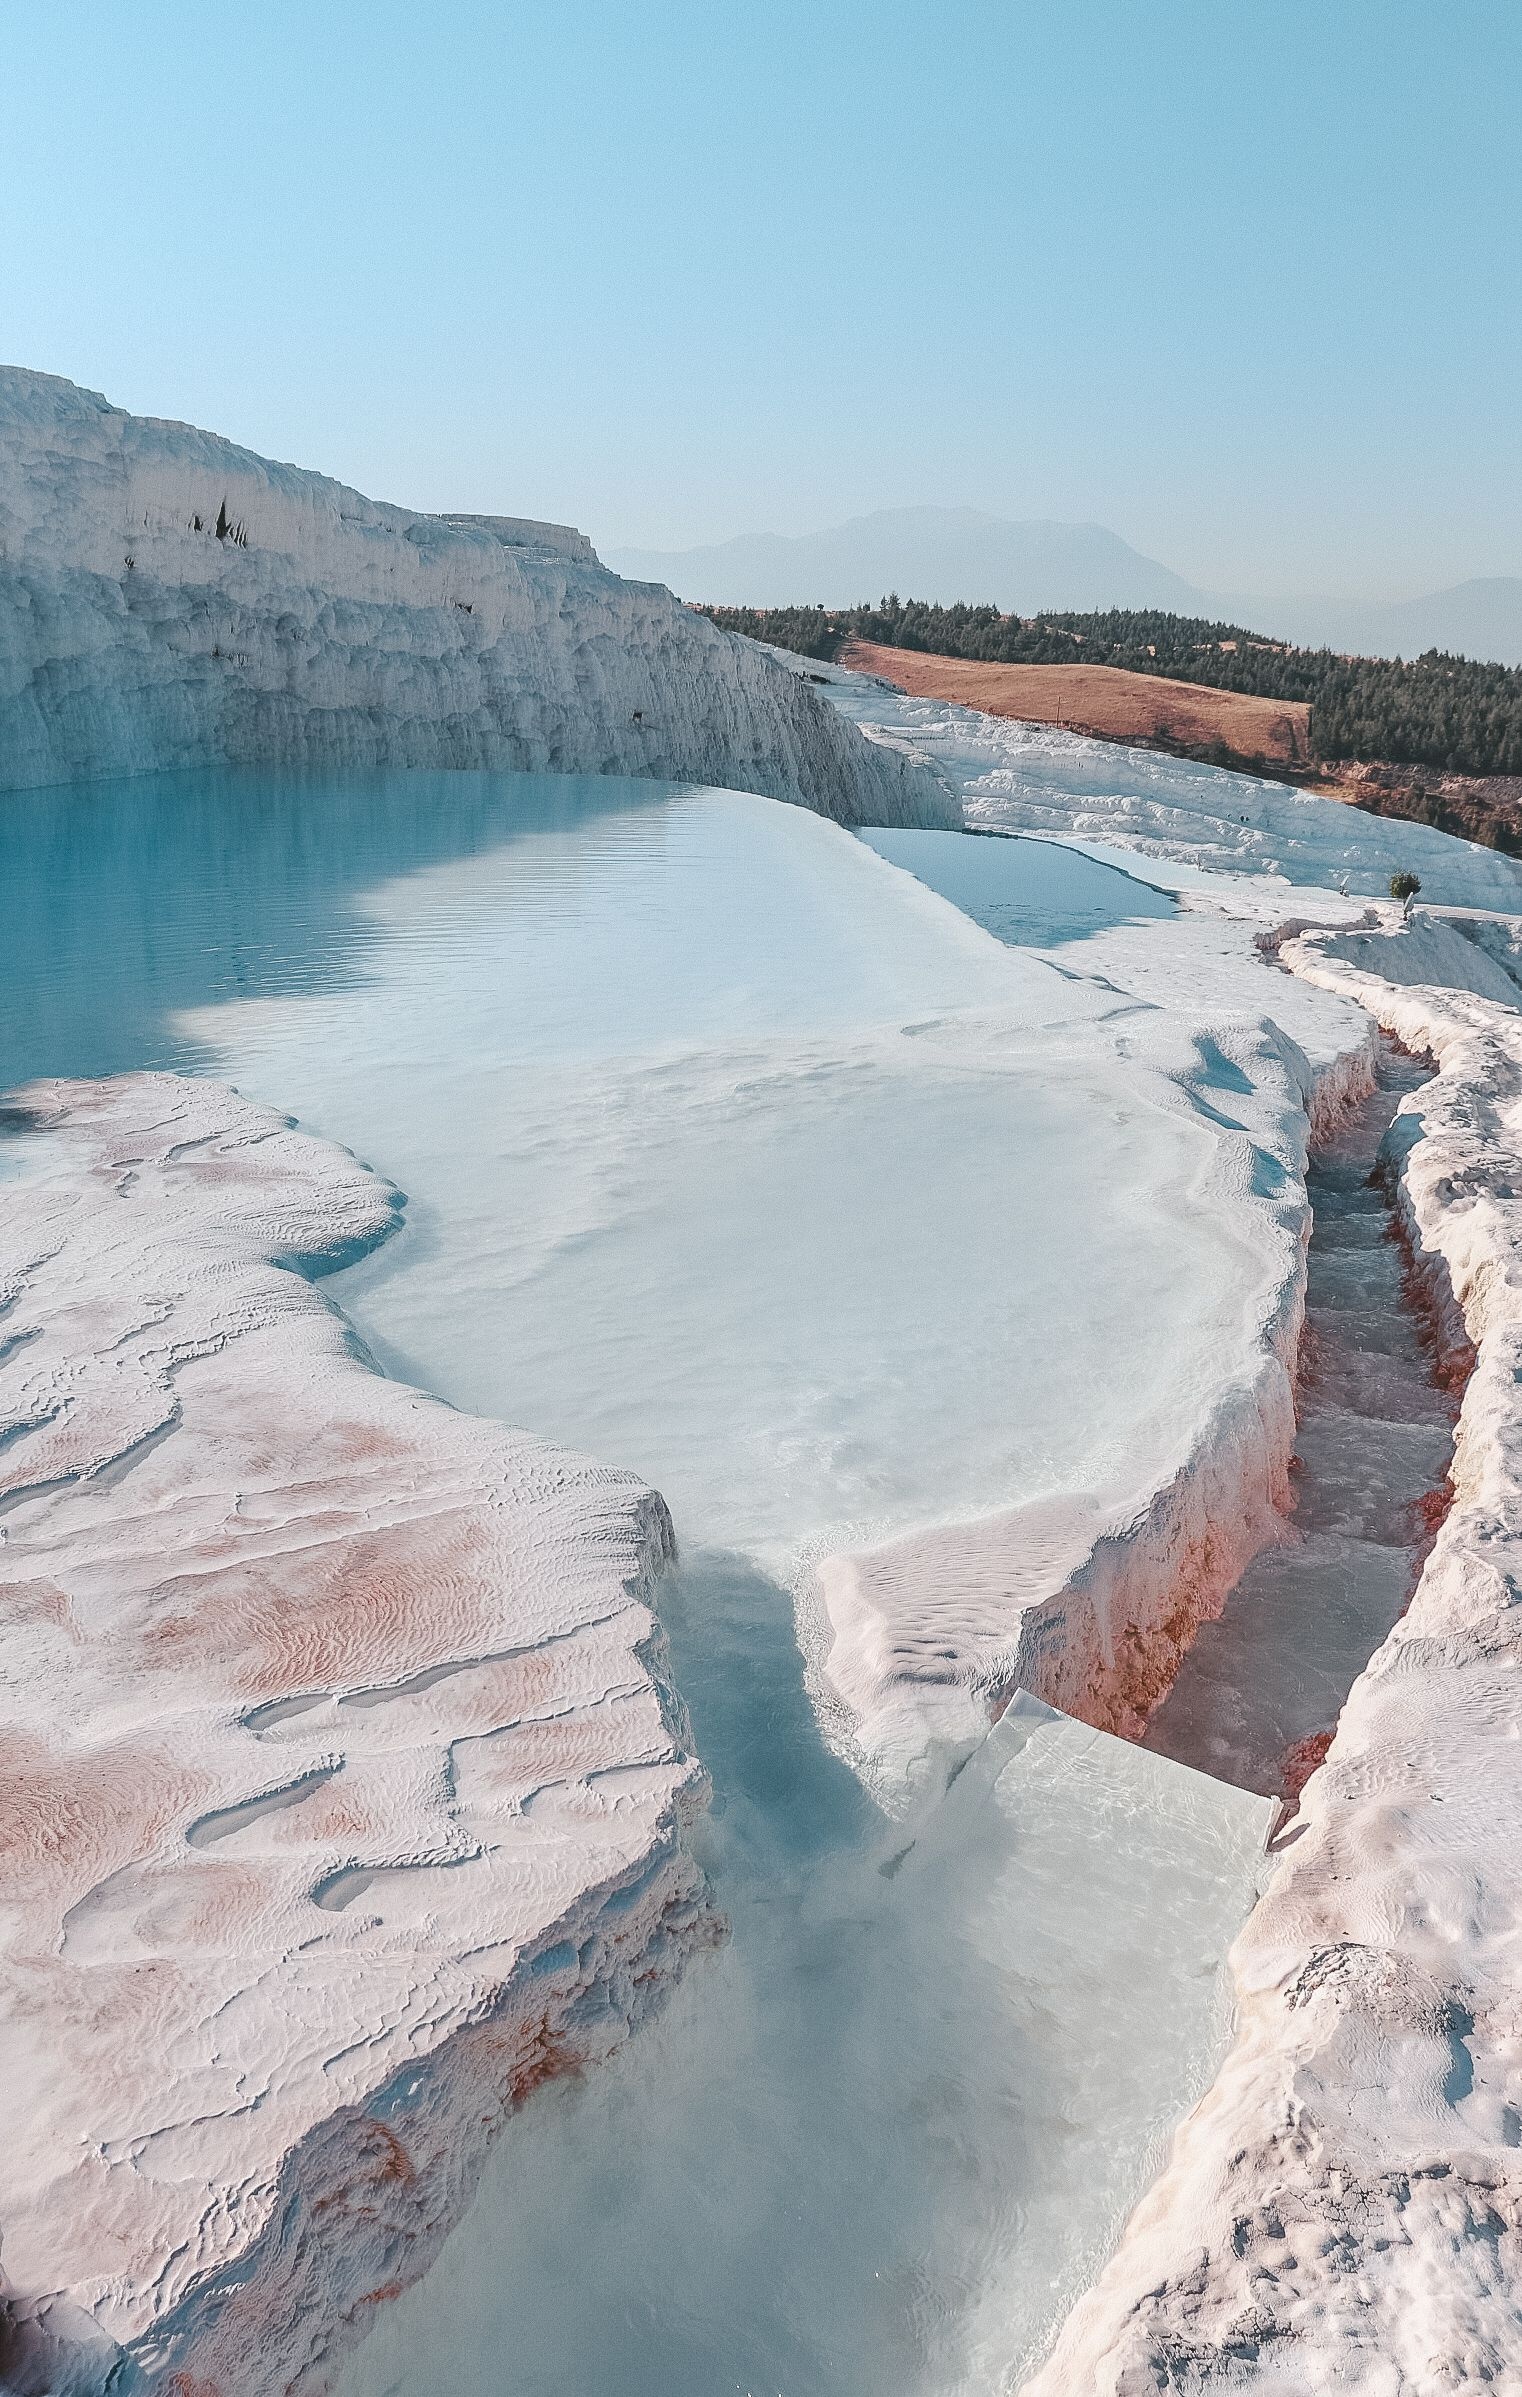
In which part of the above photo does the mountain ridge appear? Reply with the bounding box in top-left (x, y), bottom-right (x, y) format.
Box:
top-left (606, 507), bottom-right (1522, 668)
top-left (607, 505), bottom-right (1202, 615)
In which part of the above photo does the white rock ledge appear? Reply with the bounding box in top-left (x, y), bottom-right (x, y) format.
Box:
top-left (0, 1074), bottom-right (712, 2396)
top-left (818, 1012), bottom-right (1377, 1794)
top-left (0, 366), bottom-right (951, 828)
top-left (1025, 911), bottom-right (1522, 2393)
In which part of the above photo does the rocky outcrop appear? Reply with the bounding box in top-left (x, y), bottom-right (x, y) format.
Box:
top-left (1328, 759), bottom-right (1522, 862)
top-left (0, 367), bottom-right (951, 825)
top-left (0, 1075), bottom-right (713, 2395)
top-left (1023, 910), bottom-right (1522, 2393)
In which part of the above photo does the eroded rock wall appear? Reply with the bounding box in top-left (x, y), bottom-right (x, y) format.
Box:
top-left (0, 367), bottom-right (951, 826)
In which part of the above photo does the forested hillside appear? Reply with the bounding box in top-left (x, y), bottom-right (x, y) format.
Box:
top-left (699, 599), bottom-right (1522, 780)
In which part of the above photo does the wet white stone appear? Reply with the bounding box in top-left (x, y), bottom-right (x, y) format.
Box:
top-left (0, 1074), bottom-right (709, 2395)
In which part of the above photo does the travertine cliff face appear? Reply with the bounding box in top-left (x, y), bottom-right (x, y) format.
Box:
top-left (0, 1075), bottom-right (713, 2395)
top-left (0, 367), bottom-right (950, 824)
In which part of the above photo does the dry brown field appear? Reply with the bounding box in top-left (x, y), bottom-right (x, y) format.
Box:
top-left (839, 639), bottom-right (1313, 767)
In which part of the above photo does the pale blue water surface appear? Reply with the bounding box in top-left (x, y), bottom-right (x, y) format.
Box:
top-left (859, 824), bottom-right (1175, 948)
top-left (0, 770), bottom-right (1269, 2395)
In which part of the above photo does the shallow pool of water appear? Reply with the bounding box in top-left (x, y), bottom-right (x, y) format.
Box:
top-left (859, 825), bottom-right (1175, 948)
top-left (0, 769), bottom-right (1274, 2393)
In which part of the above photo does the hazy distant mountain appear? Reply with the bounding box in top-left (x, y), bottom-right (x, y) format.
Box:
top-left (606, 506), bottom-right (1207, 613)
top-left (606, 507), bottom-right (1522, 669)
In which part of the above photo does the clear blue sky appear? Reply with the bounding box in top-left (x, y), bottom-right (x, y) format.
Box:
top-left (5, 0), bottom-right (1519, 597)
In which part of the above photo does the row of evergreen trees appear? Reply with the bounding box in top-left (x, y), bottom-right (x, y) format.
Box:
top-left (698, 599), bottom-right (1522, 779)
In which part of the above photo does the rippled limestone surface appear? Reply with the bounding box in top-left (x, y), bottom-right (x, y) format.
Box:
top-left (0, 769), bottom-right (1274, 2393)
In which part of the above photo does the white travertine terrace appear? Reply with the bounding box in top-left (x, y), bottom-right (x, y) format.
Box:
top-left (0, 366), bottom-right (949, 827)
top-left (798, 646), bottom-right (1522, 908)
top-left (1024, 910), bottom-right (1522, 2389)
top-left (785, 659), bottom-right (1522, 2382)
top-left (9, 498), bottom-right (1522, 2388)
top-left (811, 828), bottom-right (1381, 1790)
top-left (0, 1075), bottom-right (710, 2396)
top-left (814, 1003), bottom-right (1368, 1783)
